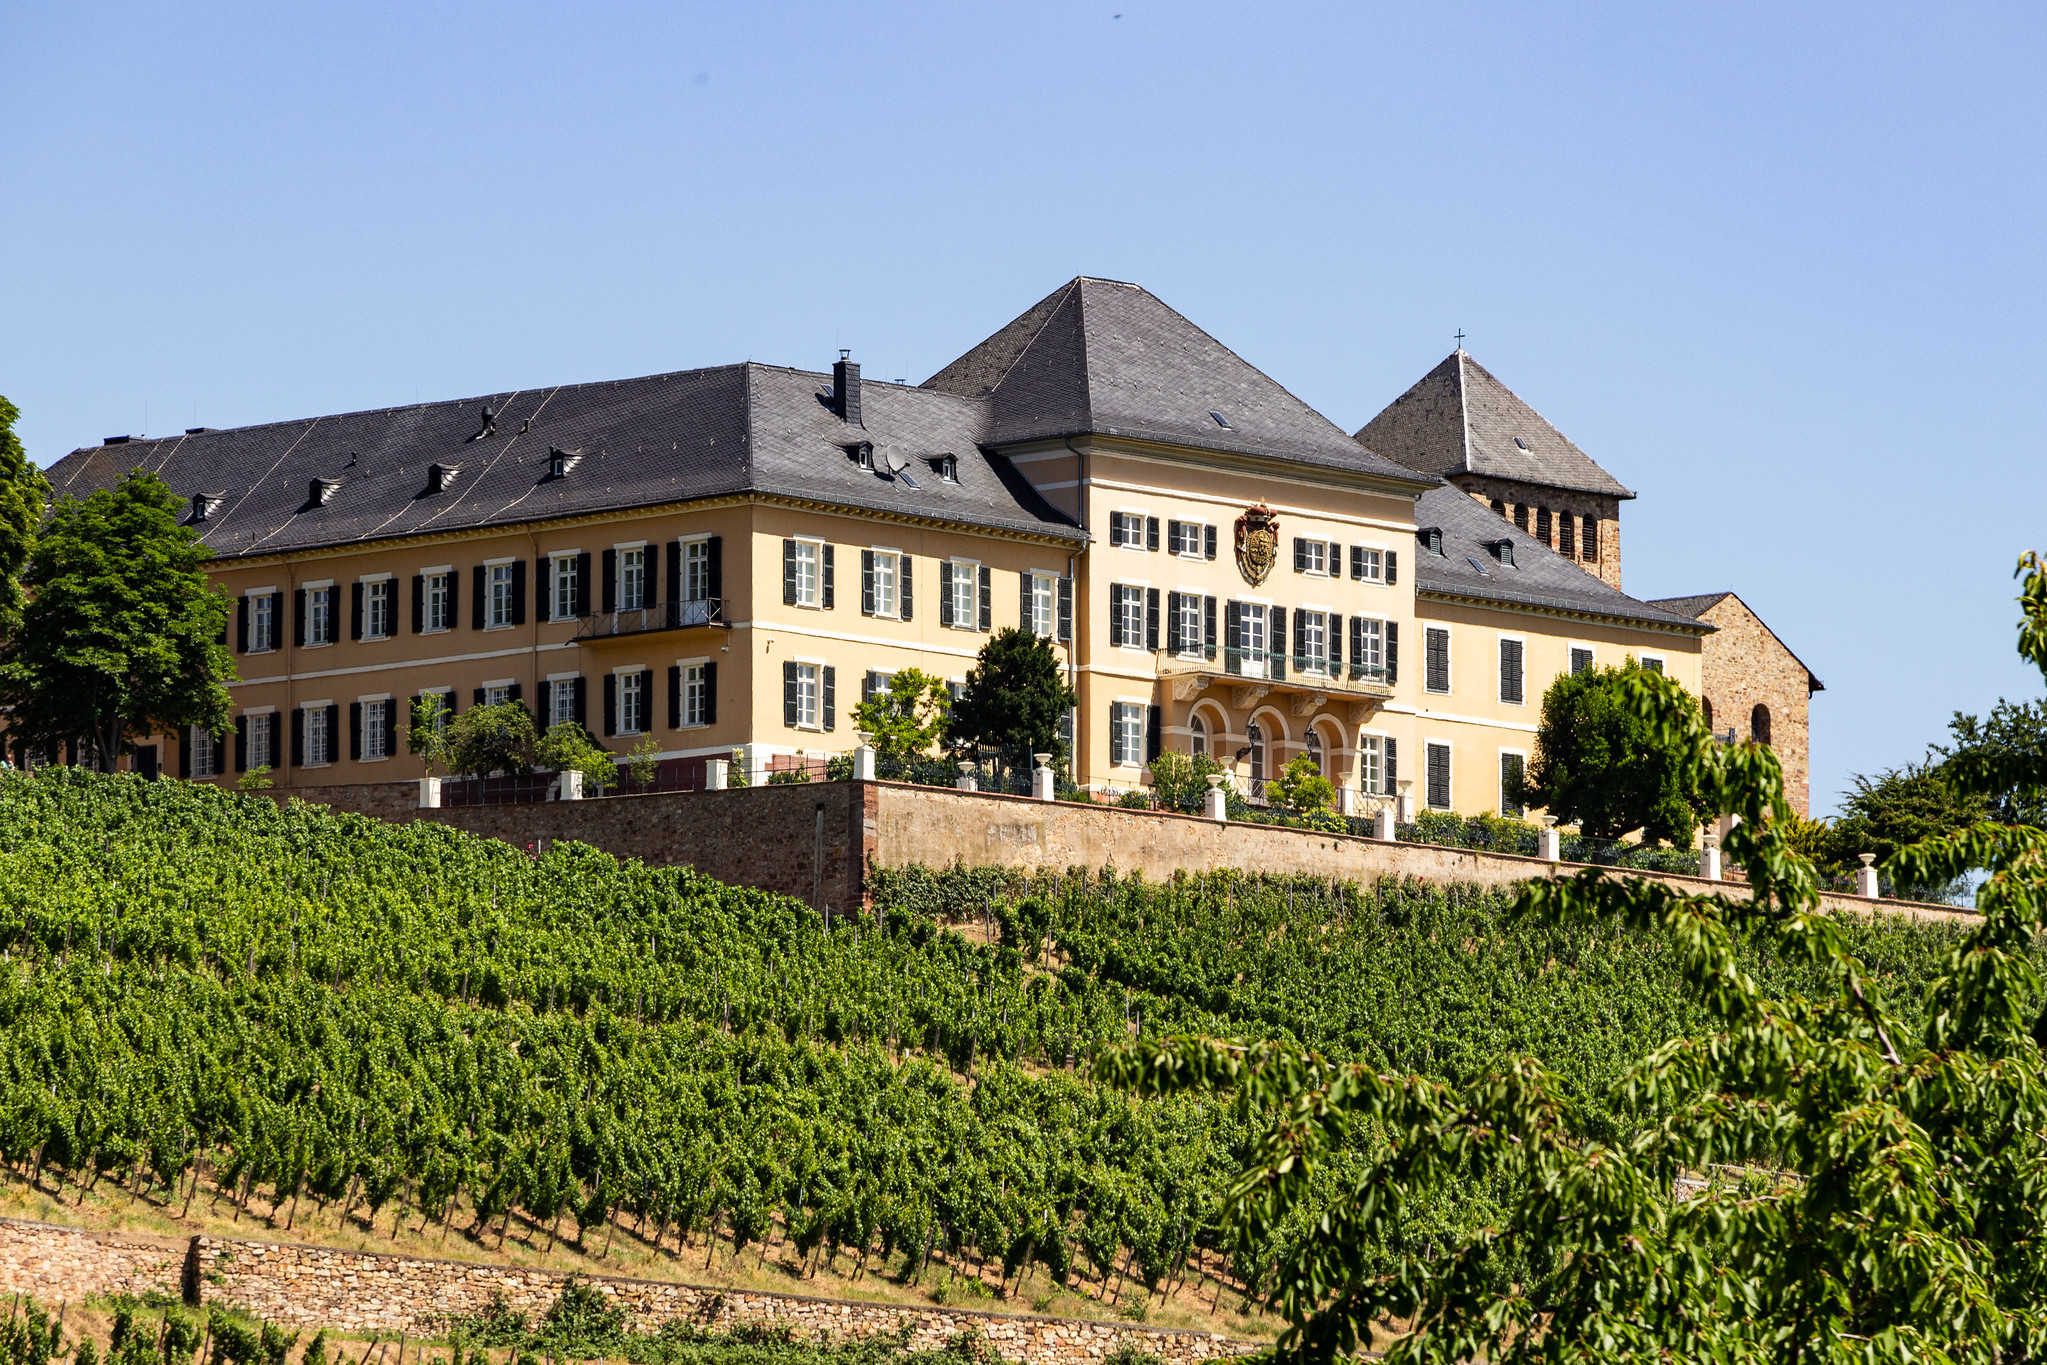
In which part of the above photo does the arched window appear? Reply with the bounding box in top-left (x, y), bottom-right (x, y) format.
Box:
top-left (1305, 729), bottom-right (1324, 777)
top-left (1189, 715), bottom-right (1207, 758)
top-left (1535, 507), bottom-right (1552, 544)
top-left (1558, 514), bottom-right (1575, 557)
top-left (1247, 723), bottom-right (1266, 788)
top-left (1581, 514), bottom-right (1599, 561)
top-left (1702, 697), bottom-right (1715, 732)
top-left (1513, 505), bottom-right (1529, 532)
top-left (1490, 498), bottom-right (1506, 517)
top-left (1752, 703), bottom-right (1772, 747)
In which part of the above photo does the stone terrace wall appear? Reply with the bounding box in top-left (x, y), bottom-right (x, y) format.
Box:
top-left (0, 1217), bottom-right (188, 1306)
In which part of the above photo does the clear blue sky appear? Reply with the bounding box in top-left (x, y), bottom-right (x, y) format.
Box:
top-left (4, 2), bottom-right (2042, 817)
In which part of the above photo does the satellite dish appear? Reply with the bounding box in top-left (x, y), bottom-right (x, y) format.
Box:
top-left (883, 446), bottom-right (912, 475)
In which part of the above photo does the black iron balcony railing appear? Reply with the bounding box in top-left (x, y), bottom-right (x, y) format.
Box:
top-left (1206, 646), bottom-right (1389, 688)
top-left (574, 597), bottom-right (726, 641)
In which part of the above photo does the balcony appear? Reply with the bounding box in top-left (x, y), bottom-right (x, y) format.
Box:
top-left (1156, 647), bottom-right (1393, 719)
top-left (574, 597), bottom-right (727, 643)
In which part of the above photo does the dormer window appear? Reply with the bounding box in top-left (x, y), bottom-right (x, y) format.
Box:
top-left (934, 453), bottom-right (959, 483)
top-left (1419, 526), bottom-right (1444, 556)
top-left (309, 478), bottom-right (341, 506)
top-left (546, 448), bottom-right (581, 479)
top-left (190, 493), bottom-right (222, 522)
top-left (1491, 540), bottom-right (1515, 567)
top-left (852, 443), bottom-right (875, 471)
top-left (427, 462), bottom-right (461, 493)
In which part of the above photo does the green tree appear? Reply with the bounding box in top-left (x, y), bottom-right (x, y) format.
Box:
top-left (535, 721), bottom-right (616, 792)
top-left (1146, 748), bottom-right (1229, 812)
top-left (441, 699), bottom-right (538, 778)
top-left (0, 396), bottom-right (50, 644)
top-left (0, 469), bottom-right (232, 771)
top-left (1938, 696), bottom-right (2047, 830)
top-left (1826, 761), bottom-right (1988, 902)
top-left (945, 628), bottom-right (1076, 760)
top-left (1106, 551), bottom-right (2047, 1365)
top-left (1520, 658), bottom-right (1708, 843)
top-left (1265, 751), bottom-right (1337, 815)
top-left (851, 667), bottom-right (951, 758)
top-left (407, 693), bottom-right (454, 777)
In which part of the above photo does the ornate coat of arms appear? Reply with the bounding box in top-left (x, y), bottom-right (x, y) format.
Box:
top-left (1235, 504), bottom-right (1280, 586)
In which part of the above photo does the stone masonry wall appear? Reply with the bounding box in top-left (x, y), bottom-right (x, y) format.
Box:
top-left (0, 1216), bottom-right (188, 1306)
top-left (0, 1220), bottom-right (1253, 1365)
top-left (1450, 474), bottom-right (1623, 590)
top-left (1696, 595), bottom-right (1817, 818)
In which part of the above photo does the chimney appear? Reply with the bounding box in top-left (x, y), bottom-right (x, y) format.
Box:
top-left (833, 350), bottom-right (862, 428)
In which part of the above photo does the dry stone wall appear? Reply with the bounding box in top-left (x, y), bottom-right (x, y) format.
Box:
top-left (0, 1217), bottom-right (188, 1306)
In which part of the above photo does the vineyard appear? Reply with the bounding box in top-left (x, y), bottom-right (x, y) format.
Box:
top-left (0, 769), bottom-right (1994, 1327)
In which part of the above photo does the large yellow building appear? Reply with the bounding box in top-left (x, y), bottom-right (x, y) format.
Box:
top-left (46, 278), bottom-right (1743, 817)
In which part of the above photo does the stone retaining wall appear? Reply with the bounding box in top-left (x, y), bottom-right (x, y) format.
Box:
top-left (0, 1220), bottom-right (1254, 1365)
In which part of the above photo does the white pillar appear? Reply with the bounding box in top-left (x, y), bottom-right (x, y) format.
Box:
top-left (1371, 804), bottom-right (1394, 841)
top-left (853, 744), bottom-right (877, 781)
top-left (957, 762), bottom-right (978, 793)
top-left (1395, 779), bottom-right (1414, 824)
top-left (1339, 785), bottom-right (1359, 817)
top-left (417, 776), bottom-right (442, 809)
top-left (558, 769), bottom-right (584, 801)
top-left (1857, 853), bottom-right (1879, 899)
top-left (1203, 775), bottom-right (1227, 823)
top-left (705, 759), bottom-right (729, 791)
top-left (1539, 816), bottom-right (1561, 864)
top-left (1033, 753), bottom-right (1056, 802)
top-left (736, 744), bottom-right (767, 788)
top-left (1701, 836), bottom-right (1721, 882)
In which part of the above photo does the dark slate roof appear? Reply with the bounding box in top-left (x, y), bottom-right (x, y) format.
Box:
top-left (45, 364), bottom-right (1082, 561)
top-left (1647, 591), bottom-right (1825, 691)
top-left (1356, 351), bottom-right (1635, 500)
top-left (925, 277), bottom-right (1434, 488)
top-left (1413, 484), bottom-right (1707, 632)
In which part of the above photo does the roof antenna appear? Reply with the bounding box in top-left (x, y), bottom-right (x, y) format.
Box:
top-left (467, 405), bottom-right (498, 442)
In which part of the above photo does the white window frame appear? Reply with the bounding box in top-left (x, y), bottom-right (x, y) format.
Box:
top-left (361, 696), bottom-right (391, 761)
top-left (1114, 583), bottom-right (1146, 651)
top-left (306, 584), bottom-right (334, 647)
top-left (1498, 747), bottom-right (1528, 817)
top-left (872, 548), bottom-right (901, 620)
top-left (552, 553), bottom-right (581, 622)
top-left (1358, 733), bottom-right (1384, 797)
top-left (1299, 609), bottom-right (1329, 676)
top-left (1353, 545), bottom-right (1385, 584)
top-left (615, 666), bottom-right (647, 735)
top-left (682, 662), bottom-right (708, 728)
top-left (1353, 615), bottom-right (1385, 676)
top-left (1300, 539), bottom-right (1329, 576)
top-left (1238, 602), bottom-right (1269, 678)
top-left (189, 726), bottom-right (218, 778)
top-left (1424, 625), bottom-right (1453, 696)
top-left (948, 558), bottom-right (978, 629)
top-left (1111, 700), bottom-right (1145, 768)
top-left (1175, 591), bottom-right (1204, 659)
top-left (683, 537), bottom-right (712, 603)
top-left (360, 576), bottom-right (394, 641)
top-left (1172, 521), bottom-right (1208, 558)
top-left (1189, 713), bottom-right (1208, 758)
top-left (246, 708), bottom-right (276, 769)
top-left (793, 539), bottom-right (823, 610)
top-left (1639, 653), bottom-right (1666, 675)
top-left (487, 560), bottom-right (516, 629)
top-left (1425, 739), bottom-right (1453, 811)
top-left (1028, 571), bottom-right (1056, 638)
top-left (305, 702), bottom-right (333, 766)
top-left (618, 543), bottom-right (649, 612)
top-left (423, 568), bottom-right (452, 633)
top-left (794, 660), bottom-right (822, 730)
top-left (248, 589), bottom-right (277, 652)
top-left (1110, 510), bottom-right (1148, 550)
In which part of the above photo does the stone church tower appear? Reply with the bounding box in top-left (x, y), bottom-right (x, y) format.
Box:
top-left (1355, 350), bottom-right (1632, 590)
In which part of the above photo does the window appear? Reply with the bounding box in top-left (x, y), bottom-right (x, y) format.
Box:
top-left (1640, 655), bottom-right (1665, 674)
top-left (1113, 585), bottom-right (1145, 649)
top-left (363, 581), bottom-right (393, 640)
top-left (1299, 610), bottom-right (1328, 674)
top-left (1425, 627), bottom-right (1451, 694)
top-left (426, 573), bottom-right (451, 632)
top-left (1351, 546), bottom-right (1383, 582)
top-left (1513, 505), bottom-right (1529, 532)
top-left (1499, 638), bottom-right (1525, 704)
top-left (484, 683), bottom-right (513, 707)
top-left (1238, 603), bottom-right (1268, 676)
top-left (1570, 646), bottom-right (1594, 675)
top-left (1536, 508), bottom-right (1552, 544)
top-left (489, 564), bottom-right (515, 628)
top-left (548, 678), bottom-right (578, 728)
top-left (793, 663), bottom-right (820, 729)
top-left (872, 551), bottom-right (900, 619)
top-left (1426, 741), bottom-right (1451, 810)
top-left (1351, 617), bottom-right (1384, 678)
top-left (1169, 520), bottom-right (1210, 557)
top-left (1109, 512), bottom-right (1150, 549)
top-left (1189, 715), bottom-right (1207, 758)
top-left (307, 706), bottom-right (332, 765)
top-left (1029, 572), bottom-right (1057, 638)
top-left (1296, 539), bottom-right (1329, 575)
top-left (1359, 734), bottom-right (1382, 796)
top-left (685, 540), bottom-right (712, 602)
top-left (553, 556), bottom-right (580, 621)
top-left (1421, 527), bottom-right (1444, 555)
top-left (1111, 702), bottom-right (1144, 767)
top-left (248, 714), bottom-right (273, 769)
top-left (1175, 592), bottom-right (1204, 656)
top-left (936, 453), bottom-right (959, 482)
top-left (190, 727), bottom-right (216, 778)
top-left (1246, 722), bottom-right (1266, 787)
top-left (1752, 703), bottom-right (1772, 747)
top-left (682, 664), bottom-right (708, 727)
top-left (1703, 697), bottom-right (1716, 732)
top-left (1558, 515), bottom-right (1575, 558)
top-left (618, 670), bottom-right (648, 734)
top-left (1304, 729), bottom-right (1325, 777)
top-left (251, 594), bottom-right (276, 651)
top-left (949, 560), bottom-right (979, 629)
top-left (308, 587), bottom-right (333, 645)
top-left (363, 700), bottom-right (389, 760)
top-left (1581, 515), bottom-right (1599, 562)
top-left (1492, 540), bottom-right (1515, 567)
top-left (620, 546), bottom-right (648, 611)
top-left (1500, 752), bottom-right (1525, 816)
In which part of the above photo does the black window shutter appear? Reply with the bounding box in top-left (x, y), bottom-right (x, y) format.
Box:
top-left (668, 665), bottom-right (681, 730)
top-left (1109, 586), bottom-right (1125, 648)
top-left (706, 537), bottom-right (722, 600)
top-left (383, 701), bottom-right (397, 756)
top-left (294, 589), bottom-right (307, 646)
top-left (1331, 614), bottom-right (1344, 671)
top-left (1019, 571), bottom-right (1031, 631)
top-left (1386, 550), bottom-right (1399, 585)
top-left (862, 670), bottom-right (875, 705)
top-left (1056, 575), bottom-right (1071, 642)
top-left (1204, 595), bottom-right (1217, 658)
top-left (1204, 524), bottom-right (1217, 561)
top-left (237, 596), bottom-right (250, 653)
top-left (1350, 545), bottom-right (1362, 580)
top-left (573, 552), bottom-right (591, 616)
top-left (442, 575), bottom-right (456, 630)
top-left (977, 565), bottom-right (991, 630)
top-left (1145, 705), bottom-right (1161, 763)
top-left (350, 583), bottom-right (364, 640)
top-left (1145, 516), bottom-right (1159, 551)
top-left (1167, 520), bottom-right (1181, 554)
top-left (1108, 703), bottom-right (1122, 766)
top-left (1329, 540), bottom-right (1342, 569)
top-left (1225, 601), bottom-right (1242, 673)
top-left (666, 541), bottom-right (681, 608)
top-left (822, 544), bottom-right (835, 608)
top-left (178, 730), bottom-right (192, 779)
top-left (572, 675), bottom-right (587, 727)
top-left (604, 674), bottom-right (618, 736)
top-left (1293, 538), bottom-right (1306, 573)
top-left (783, 660), bottom-right (798, 727)
top-left (1386, 621), bottom-right (1399, 684)
top-left (822, 666), bottom-right (836, 731)
top-left (862, 550), bottom-right (876, 615)
top-left (702, 662), bottom-right (717, 725)
top-left (473, 688), bottom-right (486, 708)
top-left (939, 561), bottom-right (954, 627)
top-left (472, 566), bottom-right (486, 629)
top-left (508, 682), bottom-right (522, 706)
top-left (1293, 610), bottom-right (1305, 665)
top-left (1165, 592), bottom-right (1182, 654)
top-left (235, 716), bottom-right (248, 772)
top-left (1108, 511), bottom-right (1122, 543)
top-left (899, 554), bottom-right (912, 622)
top-left (1144, 587), bottom-right (1159, 651)
top-left (1270, 608), bottom-right (1287, 680)
top-left (602, 549), bottom-right (618, 614)
top-left (1385, 736), bottom-right (1398, 786)
top-left (411, 577), bottom-right (424, 633)
top-left (349, 702), bottom-right (363, 761)
top-left (291, 708), bottom-right (305, 768)
top-left (511, 560), bottom-right (527, 625)
top-left (1350, 617), bottom-right (1363, 668)
top-left (783, 539), bottom-right (798, 605)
